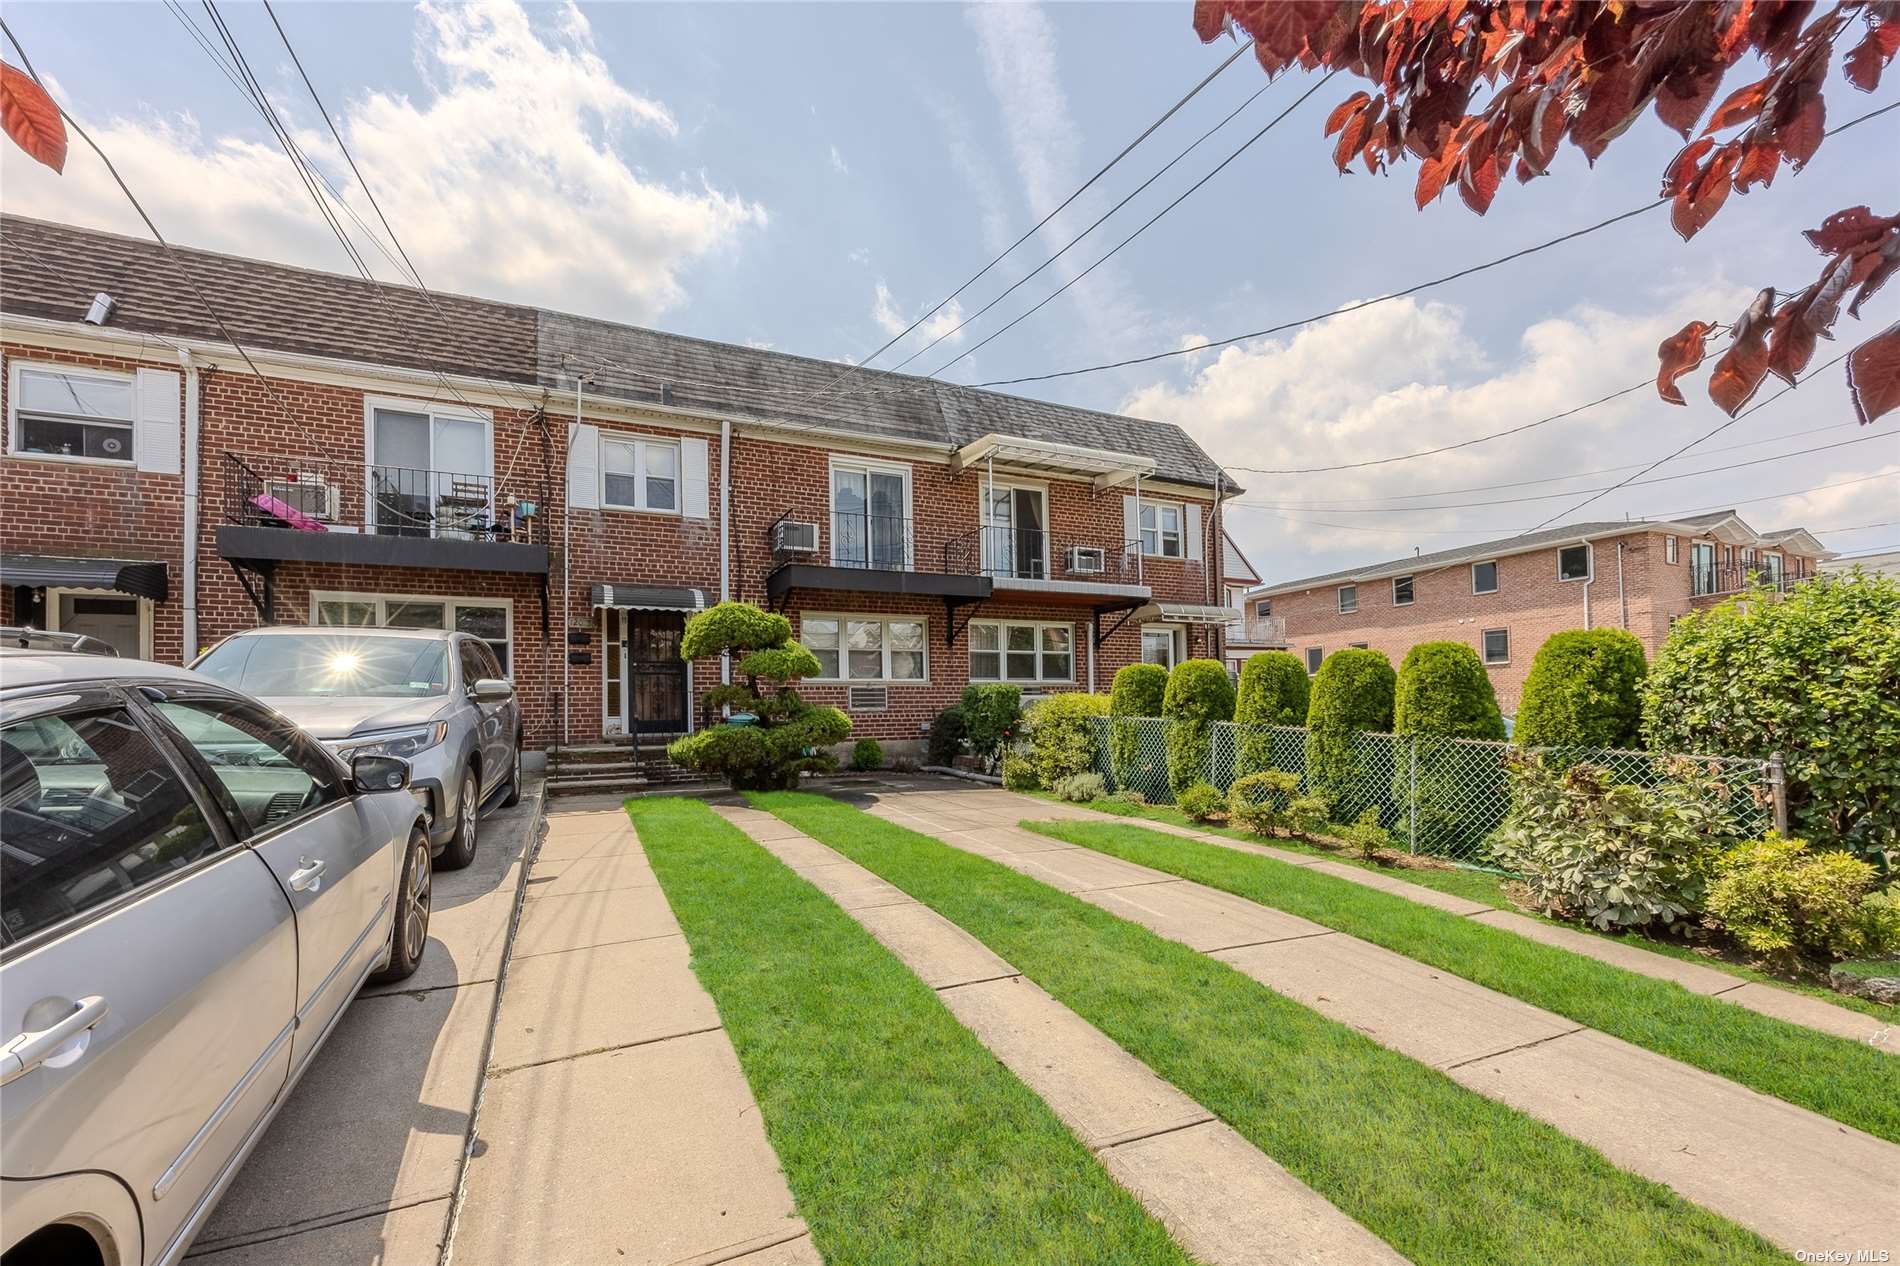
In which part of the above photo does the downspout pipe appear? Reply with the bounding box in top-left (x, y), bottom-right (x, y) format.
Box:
top-left (563, 373), bottom-right (585, 748)
top-left (720, 417), bottom-right (732, 687)
top-left (1617, 541), bottom-right (1628, 629)
top-left (180, 350), bottom-right (200, 659)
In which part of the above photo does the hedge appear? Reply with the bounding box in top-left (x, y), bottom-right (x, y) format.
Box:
top-left (1393, 641), bottom-right (1506, 740)
top-left (1024, 692), bottom-right (1110, 788)
top-left (1393, 641), bottom-right (1506, 854)
top-left (1304, 648), bottom-right (1395, 821)
top-left (1515, 629), bottom-right (1647, 749)
top-left (1162, 659), bottom-right (1235, 794)
top-left (1108, 663), bottom-right (1169, 789)
top-left (1234, 652), bottom-right (1310, 774)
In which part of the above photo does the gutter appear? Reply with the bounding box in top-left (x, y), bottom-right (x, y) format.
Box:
top-left (180, 350), bottom-right (200, 657)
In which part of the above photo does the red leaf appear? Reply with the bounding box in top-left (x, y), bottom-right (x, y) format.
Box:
top-left (1192, 0), bottom-right (1229, 42)
top-left (1414, 152), bottom-right (1452, 208)
top-left (1805, 206), bottom-right (1900, 255)
top-left (1325, 91), bottom-right (1371, 137)
top-left (1670, 144), bottom-right (1737, 241)
top-left (1850, 229), bottom-right (1900, 319)
top-left (1245, 0), bottom-right (1322, 60)
top-left (0, 62), bottom-right (66, 174)
top-left (1707, 288), bottom-right (1776, 415)
top-left (1703, 77), bottom-right (1769, 133)
top-left (1661, 136), bottom-right (1713, 197)
top-left (1515, 155), bottom-right (1539, 184)
top-left (1847, 322), bottom-right (1900, 426)
top-left (1656, 319), bottom-right (1713, 405)
top-left (1776, 88), bottom-right (1825, 170)
top-left (1734, 140), bottom-right (1780, 191)
top-left (1655, 63), bottom-right (1721, 138)
top-left (1843, 21), bottom-right (1900, 93)
top-left (1457, 152), bottom-right (1500, 214)
top-left (1333, 103), bottom-right (1375, 172)
top-left (1766, 304), bottom-right (1817, 386)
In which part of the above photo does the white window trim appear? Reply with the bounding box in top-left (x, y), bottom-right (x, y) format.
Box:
top-left (1138, 499), bottom-right (1185, 559)
top-left (362, 394), bottom-right (495, 531)
top-left (1556, 543), bottom-right (1594, 584)
top-left (7, 359), bottom-right (137, 467)
top-left (827, 455), bottom-right (914, 568)
top-left (44, 587), bottom-right (154, 658)
top-left (1471, 560), bottom-right (1500, 595)
top-left (1664, 535), bottom-right (1678, 565)
top-left (1391, 575), bottom-right (1414, 606)
top-left (969, 619), bottom-right (1075, 684)
top-left (800, 612), bottom-right (929, 684)
top-left (308, 590), bottom-right (513, 672)
top-left (1336, 584), bottom-right (1358, 614)
top-left (601, 434), bottom-right (684, 515)
top-left (977, 476), bottom-right (1051, 577)
top-left (1140, 624), bottom-right (1182, 671)
top-left (1481, 628), bottom-right (1510, 665)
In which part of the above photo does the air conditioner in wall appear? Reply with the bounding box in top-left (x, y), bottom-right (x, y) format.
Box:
top-left (1065, 546), bottom-right (1107, 575)
top-left (265, 474), bottom-right (340, 522)
top-left (773, 520), bottom-right (820, 554)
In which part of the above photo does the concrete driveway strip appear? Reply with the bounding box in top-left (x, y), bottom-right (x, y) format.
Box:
top-left (449, 802), bottom-right (812, 1266)
top-left (864, 781), bottom-right (1900, 1255)
top-left (712, 802), bottom-right (1410, 1266)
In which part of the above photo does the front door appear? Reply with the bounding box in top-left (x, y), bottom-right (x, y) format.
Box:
top-left (612, 611), bottom-right (688, 737)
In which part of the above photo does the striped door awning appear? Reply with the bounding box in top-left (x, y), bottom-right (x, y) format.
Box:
top-left (590, 584), bottom-right (709, 612)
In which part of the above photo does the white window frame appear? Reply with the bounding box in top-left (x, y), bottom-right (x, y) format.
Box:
top-left (308, 590), bottom-right (513, 674)
top-left (1391, 575), bottom-right (1414, 606)
top-left (1337, 584), bottom-right (1358, 614)
top-left (1471, 560), bottom-right (1499, 595)
top-left (970, 619), bottom-right (1075, 684)
top-left (1138, 501), bottom-right (1184, 559)
top-left (1556, 543), bottom-right (1593, 584)
top-left (1304, 646), bottom-right (1323, 675)
top-left (1140, 625), bottom-right (1182, 670)
top-left (800, 612), bottom-right (928, 683)
top-left (1664, 535), bottom-right (1678, 565)
top-left (44, 587), bottom-right (155, 658)
top-left (7, 360), bottom-right (137, 466)
top-left (363, 395), bottom-right (495, 534)
top-left (978, 477), bottom-right (1050, 578)
top-left (1481, 628), bottom-right (1509, 664)
top-left (601, 434), bottom-right (684, 515)
top-left (827, 455), bottom-right (914, 568)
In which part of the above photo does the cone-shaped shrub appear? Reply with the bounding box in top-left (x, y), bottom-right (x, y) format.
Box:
top-left (1305, 648), bottom-right (1395, 821)
top-left (1162, 659), bottom-right (1235, 795)
top-left (1516, 628), bottom-right (1647, 749)
top-left (1393, 641), bottom-right (1506, 855)
top-left (1107, 662), bottom-right (1168, 793)
top-left (1394, 641), bottom-right (1506, 740)
top-left (1235, 651), bottom-right (1311, 774)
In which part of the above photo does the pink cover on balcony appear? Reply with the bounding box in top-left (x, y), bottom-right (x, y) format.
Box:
top-left (250, 493), bottom-right (329, 533)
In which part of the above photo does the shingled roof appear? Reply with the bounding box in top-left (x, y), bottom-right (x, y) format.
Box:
top-left (1, 214), bottom-right (1231, 489)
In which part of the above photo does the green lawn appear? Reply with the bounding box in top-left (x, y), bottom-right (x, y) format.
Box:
top-left (1051, 791), bottom-right (1900, 1023)
top-left (752, 791), bottom-right (1781, 1266)
top-left (1023, 817), bottom-right (1900, 1143)
top-left (627, 797), bottom-right (1192, 1266)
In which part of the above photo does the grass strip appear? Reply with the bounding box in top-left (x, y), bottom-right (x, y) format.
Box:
top-left (626, 797), bottom-right (1192, 1266)
top-left (1054, 791), bottom-right (1900, 1023)
top-left (753, 791), bottom-right (1780, 1266)
top-left (1025, 816), bottom-right (1900, 1142)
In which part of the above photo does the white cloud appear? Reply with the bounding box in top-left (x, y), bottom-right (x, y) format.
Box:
top-left (0, 0), bottom-right (764, 323)
top-left (828, 144), bottom-right (848, 176)
top-left (871, 281), bottom-right (964, 346)
top-left (1120, 288), bottom-right (1886, 583)
top-left (847, 246), bottom-right (870, 265)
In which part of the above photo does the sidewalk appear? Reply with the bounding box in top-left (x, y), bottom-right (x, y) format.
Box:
top-left (447, 797), bottom-right (815, 1266)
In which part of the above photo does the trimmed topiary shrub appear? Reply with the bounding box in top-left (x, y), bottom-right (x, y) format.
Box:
top-left (1235, 651), bottom-right (1311, 774)
top-left (1054, 771), bottom-right (1106, 803)
top-left (1340, 806), bottom-right (1391, 859)
top-left (1644, 572), bottom-right (1900, 864)
top-left (1228, 769), bottom-right (1299, 836)
top-left (959, 683), bottom-right (1022, 770)
top-left (1706, 836), bottom-right (1896, 964)
top-left (1515, 628), bottom-right (1648, 749)
top-left (1393, 642), bottom-right (1506, 740)
top-left (1177, 781), bottom-right (1225, 822)
top-left (1162, 659), bottom-right (1236, 795)
top-left (1304, 648), bottom-right (1395, 821)
top-left (1393, 641), bottom-right (1507, 855)
top-left (1024, 692), bottom-right (1110, 789)
top-left (926, 706), bottom-right (967, 767)
top-left (1108, 663), bottom-right (1169, 791)
top-left (1288, 795), bottom-right (1331, 839)
top-left (850, 738), bottom-right (883, 771)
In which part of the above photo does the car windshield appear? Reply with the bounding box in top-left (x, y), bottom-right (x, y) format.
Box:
top-left (196, 633), bottom-right (450, 697)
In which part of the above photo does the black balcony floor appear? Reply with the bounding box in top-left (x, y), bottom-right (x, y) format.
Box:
top-left (216, 525), bottom-right (549, 574)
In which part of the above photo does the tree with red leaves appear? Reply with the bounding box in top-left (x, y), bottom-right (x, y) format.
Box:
top-left (1193, 0), bottom-right (1899, 426)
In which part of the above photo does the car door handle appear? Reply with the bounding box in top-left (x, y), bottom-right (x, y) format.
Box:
top-left (0, 996), bottom-right (109, 1086)
top-left (288, 858), bottom-right (327, 893)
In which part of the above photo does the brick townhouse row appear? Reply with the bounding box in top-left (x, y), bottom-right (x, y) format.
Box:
top-left (0, 214), bottom-right (1258, 758)
top-left (1250, 512), bottom-right (1833, 714)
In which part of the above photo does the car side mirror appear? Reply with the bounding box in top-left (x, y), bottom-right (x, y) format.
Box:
top-left (471, 678), bottom-right (514, 703)
top-left (351, 754), bottom-right (411, 794)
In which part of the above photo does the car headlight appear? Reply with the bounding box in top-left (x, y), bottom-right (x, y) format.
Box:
top-left (338, 721), bottom-right (450, 761)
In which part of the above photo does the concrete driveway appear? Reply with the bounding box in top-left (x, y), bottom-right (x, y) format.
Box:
top-left (183, 778), bottom-right (545, 1264)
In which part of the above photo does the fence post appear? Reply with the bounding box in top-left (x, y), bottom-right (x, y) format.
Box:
top-left (1768, 751), bottom-right (1789, 837)
top-left (1407, 734), bottom-right (1418, 854)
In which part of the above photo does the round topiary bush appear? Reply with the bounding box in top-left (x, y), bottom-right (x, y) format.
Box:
top-left (1393, 641), bottom-right (1506, 740)
top-left (1515, 628), bottom-right (1648, 749)
top-left (926, 706), bottom-right (967, 767)
top-left (1162, 659), bottom-right (1236, 795)
top-left (1177, 781), bottom-right (1225, 822)
top-left (1304, 647), bottom-right (1395, 821)
top-left (1234, 651), bottom-right (1310, 774)
top-left (1108, 662), bottom-right (1169, 794)
top-left (850, 737), bottom-right (883, 771)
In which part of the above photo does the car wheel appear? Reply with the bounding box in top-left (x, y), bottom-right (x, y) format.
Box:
top-left (370, 828), bottom-right (431, 985)
top-left (437, 765), bottom-right (480, 871)
top-left (500, 731), bottom-right (523, 808)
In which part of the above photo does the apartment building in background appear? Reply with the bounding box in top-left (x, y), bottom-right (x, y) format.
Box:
top-left (1251, 513), bottom-right (1833, 714)
top-left (0, 215), bottom-right (1245, 760)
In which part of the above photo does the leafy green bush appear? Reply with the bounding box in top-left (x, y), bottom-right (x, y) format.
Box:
top-left (1024, 692), bottom-right (1109, 788)
top-left (1228, 769), bottom-right (1300, 836)
top-left (1304, 648), bottom-right (1395, 819)
top-left (1235, 652), bottom-right (1310, 773)
top-left (1288, 796), bottom-right (1331, 840)
top-left (1706, 836), bottom-right (1895, 963)
top-left (668, 602), bottom-right (850, 790)
top-left (1108, 663), bottom-right (1168, 788)
top-left (1393, 642), bottom-right (1506, 740)
top-left (1516, 629), bottom-right (1647, 749)
top-left (1106, 788), bottom-right (1148, 807)
top-left (1339, 806), bottom-right (1391, 859)
top-left (1001, 752), bottom-right (1039, 790)
top-left (850, 738), bottom-right (883, 771)
top-left (959, 684), bottom-right (1023, 769)
top-left (1644, 572), bottom-right (1900, 862)
top-left (1054, 771), bottom-right (1106, 803)
top-left (1493, 754), bottom-right (1740, 930)
top-left (1177, 781), bottom-right (1225, 822)
top-left (1391, 641), bottom-right (1506, 855)
top-left (926, 707), bottom-right (967, 767)
top-left (1162, 659), bottom-right (1236, 794)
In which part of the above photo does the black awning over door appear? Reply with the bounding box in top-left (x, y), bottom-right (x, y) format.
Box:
top-left (1, 554), bottom-right (170, 601)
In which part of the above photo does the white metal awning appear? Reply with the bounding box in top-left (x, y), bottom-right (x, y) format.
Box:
top-left (950, 433), bottom-right (1155, 490)
top-left (1131, 601), bottom-right (1240, 625)
top-left (591, 584), bottom-right (708, 612)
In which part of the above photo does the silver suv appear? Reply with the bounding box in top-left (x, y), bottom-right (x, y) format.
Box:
top-left (0, 650), bottom-right (431, 1266)
top-left (191, 627), bottom-right (522, 870)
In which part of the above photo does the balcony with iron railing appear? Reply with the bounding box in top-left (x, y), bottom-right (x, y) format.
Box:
top-left (942, 524), bottom-right (1155, 592)
top-left (828, 511), bottom-right (915, 572)
top-left (1690, 560), bottom-right (1808, 600)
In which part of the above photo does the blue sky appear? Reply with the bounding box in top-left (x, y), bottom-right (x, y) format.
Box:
top-left (4, 1), bottom-right (1895, 580)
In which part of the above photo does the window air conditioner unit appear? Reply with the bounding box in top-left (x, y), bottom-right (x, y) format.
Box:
top-left (773, 520), bottom-right (820, 554)
top-left (1065, 545), bottom-right (1107, 575)
top-left (266, 474), bottom-right (340, 522)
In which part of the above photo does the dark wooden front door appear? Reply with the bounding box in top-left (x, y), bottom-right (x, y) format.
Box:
top-left (624, 611), bottom-right (687, 736)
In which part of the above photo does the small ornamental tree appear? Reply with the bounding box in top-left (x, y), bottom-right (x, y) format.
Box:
top-left (1162, 659), bottom-right (1236, 795)
top-left (1234, 651), bottom-right (1311, 774)
top-left (1644, 571), bottom-right (1900, 861)
top-left (1108, 662), bottom-right (1169, 791)
top-left (665, 602), bottom-right (849, 791)
top-left (1515, 629), bottom-right (1649, 750)
top-left (1393, 641), bottom-right (1506, 854)
top-left (1305, 647), bottom-right (1396, 821)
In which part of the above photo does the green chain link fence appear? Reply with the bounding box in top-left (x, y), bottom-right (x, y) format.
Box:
top-left (1091, 716), bottom-right (1774, 866)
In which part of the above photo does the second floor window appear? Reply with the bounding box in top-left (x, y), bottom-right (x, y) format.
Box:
top-left (1139, 503), bottom-right (1183, 557)
top-left (1691, 541), bottom-right (1716, 595)
top-left (1472, 560), bottom-right (1499, 594)
top-left (1337, 584), bottom-right (1358, 613)
top-left (831, 461), bottom-right (908, 568)
top-left (603, 437), bottom-right (678, 512)
top-left (1558, 544), bottom-right (1592, 582)
top-left (370, 404), bottom-right (491, 537)
top-left (1392, 576), bottom-right (1414, 605)
top-left (12, 366), bottom-right (135, 462)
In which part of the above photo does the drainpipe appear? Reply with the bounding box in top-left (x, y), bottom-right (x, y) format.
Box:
top-left (1581, 552), bottom-right (1594, 630)
top-left (179, 350), bottom-right (200, 660)
top-left (1616, 541), bottom-right (1628, 629)
top-left (563, 374), bottom-right (585, 748)
top-left (985, 450), bottom-right (995, 573)
top-left (1133, 472), bottom-right (1143, 585)
top-left (720, 418), bottom-right (732, 687)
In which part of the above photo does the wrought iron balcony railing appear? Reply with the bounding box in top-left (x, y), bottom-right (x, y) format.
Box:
top-left (222, 452), bottom-right (543, 544)
top-left (1691, 561), bottom-right (1807, 599)
top-left (943, 526), bottom-right (1145, 584)
top-left (829, 512), bottom-right (914, 571)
